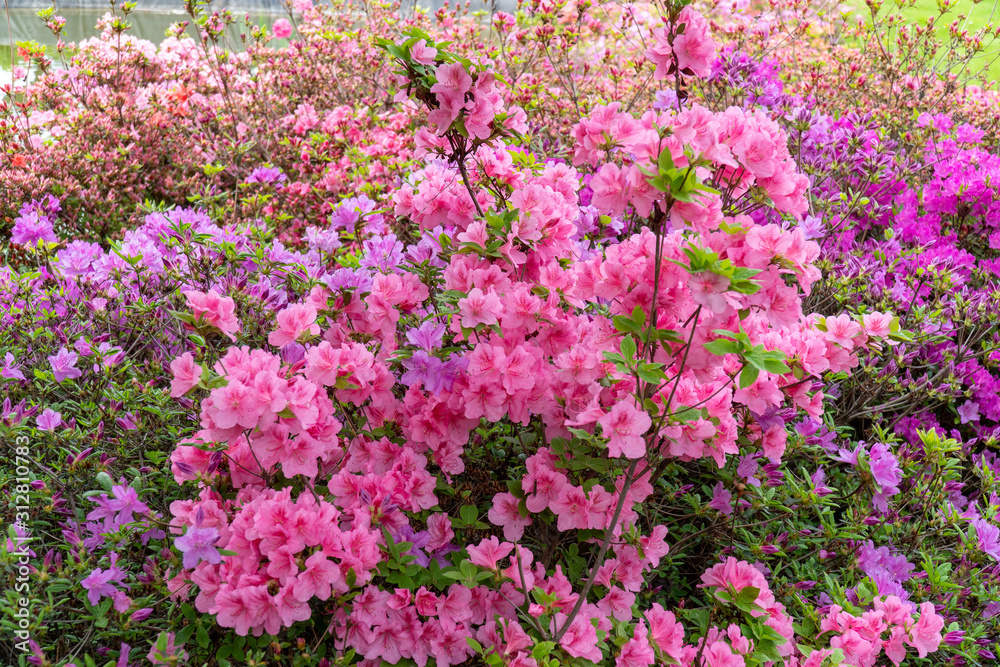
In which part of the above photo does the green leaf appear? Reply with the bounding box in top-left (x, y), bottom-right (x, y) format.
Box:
top-left (636, 363), bottom-right (667, 383)
top-left (704, 339), bottom-right (739, 356)
top-left (532, 642), bottom-right (556, 660)
top-left (761, 358), bottom-right (791, 374)
top-left (613, 314), bottom-right (644, 337)
top-left (95, 472), bottom-right (114, 493)
top-left (657, 147), bottom-right (675, 173)
top-left (739, 366), bottom-right (759, 389)
top-left (460, 505), bottom-right (478, 525)
top-left (620, 335), bottom-right (637, 361)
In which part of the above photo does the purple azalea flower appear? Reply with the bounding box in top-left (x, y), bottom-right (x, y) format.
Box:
top-left (709, 481), bottom-right (733, 516)
top-left (868, 442), bottom-right (902, 512)
top-left (406, 321), bottom-right (446, 351)
top-left (653, 88), bottom-right (680, 111)
top-left (95, 342), bottom-right (125, 369)
top-left (359, 233), bottom-right (405, 272)
top-left (749, 406), bottom-right (789, 432)
top-left (798, 215), bottom-right (825, 240)
top-left (174, 508), bottom-right (222, 569)
top-left (11, 209), bottom-right (57, 246)
top-left (280, 342), bottom-right (306, 364)
top-left (106, 484), bottom-right (150, 525)
top-left (958, 401), bottom-right (981, 424)
top-left (116, 413), bottom-right (138, 431)
top-left (810, 466), bottom-right (834, 497)
top-left (305, 225), bottom-right (343, 253)
top-left (130, 608), bottom-right (153, 622)
top-left (943, 631), bottom-right (966, 646)
top-left (56, 240), bottom-right (103, 277)
top-left (972, 517), bottom-right (1000, 561)
top-left (1, 352), bottom-right (25, 380)
top-left (81, 555), bottom-right (127, 606)
top-left (48, 347), bottom-right (82, 383)
top-left (244, 166), bottom-right (287, 186)
top-left (74, 338), bottom-right (92, 356)
top-left (36, 408), bottom-right (62, 432)
top-left (86, 483), bottom-right (152, 531)
top-left (737, 454), bottom-right (761, 487)
top-left (436, 357), bottom-right (469, 393)
top-left (330, 195), bottom-right (381, 233)
top-left (833, 443), bottom-right (862, 466)
top-left (400, 351), bottom-right (444, 391)
top-left (856, 540), bottom-right (914, 598)
top-left (116, 643), bottom-right (131, 667)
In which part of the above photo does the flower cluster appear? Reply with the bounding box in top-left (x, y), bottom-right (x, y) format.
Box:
top-left (7, 0), bottom-right (1000, 665)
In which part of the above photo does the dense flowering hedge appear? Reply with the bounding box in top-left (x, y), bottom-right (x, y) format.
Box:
top-left (3, 1), bottom-right (1000, 666)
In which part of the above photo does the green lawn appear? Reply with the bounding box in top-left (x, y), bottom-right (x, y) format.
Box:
top-left (859, 0), bottom-right (1000, 83)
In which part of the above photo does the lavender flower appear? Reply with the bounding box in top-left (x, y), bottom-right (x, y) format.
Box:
top-left (174, 508), bottom-right (221, 569)
top-left (406, 321), bottom-right (446, 351)
top-left (400, 350), bottom-right (444, 390)
top-left (81, 553), bottom-right (128, 606)
top-left (857, 540), bottom-right (914, 598)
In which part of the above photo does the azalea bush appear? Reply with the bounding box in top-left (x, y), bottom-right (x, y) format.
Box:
top-left (4, 0), bottom-right (1000, 666)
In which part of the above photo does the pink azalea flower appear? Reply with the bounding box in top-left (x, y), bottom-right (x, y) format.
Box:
top-left (269, 303), bottom-right (320, 347)
top-left (488, 492), bottom-right (532, 541)
top-left (862, 311), bottom-right (894, 338)
top-left (616, 621), bottom-right (655, 667)
top-left (590, 162), bottom-right (630, 217)
top-left (672, 8), bottom-right (716, 77)
top-left (466, 536), bottom-right (513, 570)
top-left (184, 290), bottom-right (241, 341)
top-left (907, 602), bottom-right (944, 658)
top-left (550, 485), bottom-right (591, 531)
top-left (598, 400), bottom-right (651, 458)
top-left (700, 640), bottom-right (745, 667)
top-left (556, 614), bottom-right (602, 662)
top-left (646, 603), bottom-right (685, 659)
top-left (428, 62), bottom-right (473, 134)
top-left (409, 39), bottom-right (437, 66)
top-left (169, 353), bottom-right (201, 397)
top-left (272, 18), bottom-right (293, 39)
top-left (215, 585), bottom-right (270, 636)
top-left (823, 314), bottom-right (862, 349)
top-left (458, 287), bottom-right (503, 329)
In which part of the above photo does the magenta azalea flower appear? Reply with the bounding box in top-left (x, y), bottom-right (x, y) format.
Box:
top-left (36, 408), bottom-right (61, 431)
top-left (48, 347), bottom-right (82, 383)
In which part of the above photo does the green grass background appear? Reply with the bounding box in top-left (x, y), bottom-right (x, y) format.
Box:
top-left (858, 0), bottom-right (1000, 82)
